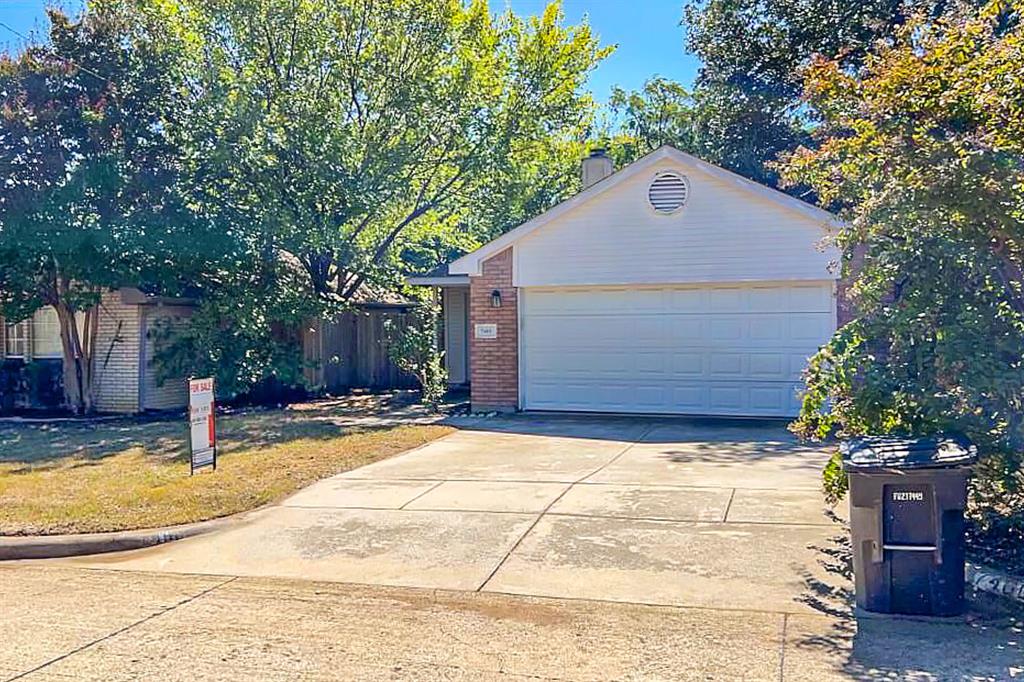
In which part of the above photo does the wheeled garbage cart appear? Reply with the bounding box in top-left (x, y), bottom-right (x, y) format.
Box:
top-left (842, 435), bottom-right (978, 616)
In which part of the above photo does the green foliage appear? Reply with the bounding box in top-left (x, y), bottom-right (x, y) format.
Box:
top-left (821, 451), bottom-right (848, 506)
top-left (0, 1), bottom-right (202, 412)
top-left (1, 1), bottom-right (607, 403)
top-left (781, 1), bottom-right (1024, 566)
top-left (158, 0), bottom-right (608, 294)
top-left (681, 0), bottom-right (983, 189)
top-left (385, 296), bottom-right (448, 409)
top-left (23, 360), bottom-right (65, 409)
top-left (602, 74), bottom-right (805, 188)
top-left (606, 78), bottom-right (699, 161)
top-left (141, 0), bottom-right (607, 392)
top-left (0, 360), bottom-right (63, 414)
top-left (150, 262), bottom-right (326, 401)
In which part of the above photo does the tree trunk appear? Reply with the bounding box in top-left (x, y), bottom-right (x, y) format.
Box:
top-left (54, 299), bottom-right (99, 415)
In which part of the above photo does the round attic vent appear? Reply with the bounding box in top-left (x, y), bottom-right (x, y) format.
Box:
top-left (648, 172), bottom-right (689, 214)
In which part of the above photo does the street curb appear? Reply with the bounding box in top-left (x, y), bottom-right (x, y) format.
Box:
top-left (0, 513), bottom-right (251, 560)
top-left (967, 562), bottom-right (1024, 608)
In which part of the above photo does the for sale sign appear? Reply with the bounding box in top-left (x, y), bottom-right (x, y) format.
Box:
top-left (188, 377), bottom-right (217, 473)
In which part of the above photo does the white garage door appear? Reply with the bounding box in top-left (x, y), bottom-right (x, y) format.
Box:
top-left (520, 283), bottom-right (836, 417)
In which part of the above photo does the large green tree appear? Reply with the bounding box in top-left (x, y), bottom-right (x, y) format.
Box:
top-left (605, 77), bottom-right (699, 163)
top-left (162, 0), bottom-right (607, 296)
top-left (143, 0), bottom-right (608, 395)
top-left (0, 2), bottom-right (199, 413)
top-left (681, 0), bottom-right (984, 188)
top-left (781, 1), bottom-right (1024, 567)
top-left (603, 75), bottom-right (805, 189)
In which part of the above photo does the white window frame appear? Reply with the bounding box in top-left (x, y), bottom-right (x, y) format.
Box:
top-left (31, 307), bottom-right (64, 359)
top-left (4, 319), bottom-right (30, 359)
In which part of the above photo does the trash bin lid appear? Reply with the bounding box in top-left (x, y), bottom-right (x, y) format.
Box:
top-left (841, 434), bottom-right (978, 471)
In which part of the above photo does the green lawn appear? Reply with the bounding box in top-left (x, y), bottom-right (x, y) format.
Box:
top-left (0, 401), bottom-right (452, 535)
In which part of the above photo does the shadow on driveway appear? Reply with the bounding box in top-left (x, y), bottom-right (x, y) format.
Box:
top-left (793, 518), bottom-right (1023, 679)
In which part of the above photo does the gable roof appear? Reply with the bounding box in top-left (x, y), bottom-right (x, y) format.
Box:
top-left (449, 145), bottom-right (841, 276)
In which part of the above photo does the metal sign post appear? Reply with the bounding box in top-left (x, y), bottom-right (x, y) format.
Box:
top-left (188, 377), bottom-right (217, 474)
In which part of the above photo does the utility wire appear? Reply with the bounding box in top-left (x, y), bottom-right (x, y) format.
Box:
top-left (0, 18), bottom-right (115, 86)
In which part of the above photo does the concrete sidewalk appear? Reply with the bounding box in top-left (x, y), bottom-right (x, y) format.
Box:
top-left (59, 416), bottom-right (845, 614)
top-left (1, 565), bottom-right (1020, 681)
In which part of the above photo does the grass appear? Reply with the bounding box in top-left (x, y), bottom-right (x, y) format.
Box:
top-left (0, 397), bottom-right (453, 535)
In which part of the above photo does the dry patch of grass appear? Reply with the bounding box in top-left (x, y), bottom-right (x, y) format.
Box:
top-left (0, 404), bottom-right (452, 535)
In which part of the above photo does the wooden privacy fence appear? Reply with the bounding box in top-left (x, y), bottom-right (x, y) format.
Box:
top-left (303, 304), bottom-right (418, 392)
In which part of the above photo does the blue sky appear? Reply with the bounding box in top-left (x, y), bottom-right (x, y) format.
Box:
top-left (0, 0), bottom-right (700, 99)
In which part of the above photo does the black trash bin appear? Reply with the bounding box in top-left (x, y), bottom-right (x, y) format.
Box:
top-left (842, 435), bottom-right (978, 616)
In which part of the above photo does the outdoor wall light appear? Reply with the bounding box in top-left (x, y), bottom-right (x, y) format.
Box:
top-left (490, 289), bottom-right (502, 308)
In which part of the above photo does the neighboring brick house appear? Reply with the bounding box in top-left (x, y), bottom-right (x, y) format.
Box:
top-left (0, 288), bottom-right (194, 414)
top-left (411, 145), bottom-right (851, 416)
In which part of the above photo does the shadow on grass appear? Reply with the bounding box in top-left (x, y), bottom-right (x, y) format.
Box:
top-left (793, 510), bottom-right (1024, 679)
top-left (0, 391), bottom-right (435, 474)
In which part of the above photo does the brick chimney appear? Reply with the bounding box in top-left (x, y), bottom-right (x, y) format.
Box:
top-left (581, 147), bottom-right (614, 190)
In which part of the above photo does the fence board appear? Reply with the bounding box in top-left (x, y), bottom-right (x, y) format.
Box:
top-left (306, 307), bottom-right (417, 392)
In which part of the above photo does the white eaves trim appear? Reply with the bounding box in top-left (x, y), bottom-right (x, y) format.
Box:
top-left (449, 145), bottom-right (842, 276)
top-left (405, 275), bottom-right (469, 287)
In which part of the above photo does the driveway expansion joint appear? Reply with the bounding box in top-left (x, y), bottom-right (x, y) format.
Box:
top-left (475, 424), bottom-right (655, 593)
top-left (398, 480), bottom-right (447, 510)
top-left (52, 416), bottom-right (844, 618)
top-left (723, 488), bottom-right (737, 522)
top-left (577, 423), bottom-right (656, 483)
top-left (777, 613), bottom-right (788, 682)
top-left (3, 575), bottom-right (237, 682)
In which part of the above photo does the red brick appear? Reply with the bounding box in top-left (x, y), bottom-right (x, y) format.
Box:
top-left (837, 244), bottom-right (865, 327)
top-left (468, 248), bottom-right (518, 411)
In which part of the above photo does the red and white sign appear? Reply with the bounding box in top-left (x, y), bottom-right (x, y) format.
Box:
top-left (188, 377), bottom-right (216, 472)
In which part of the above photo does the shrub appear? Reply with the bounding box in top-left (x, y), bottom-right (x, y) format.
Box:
top-left (385, 297), bottom-right (447, 409)
top-left (780, 2), bottom-right (1024, 570)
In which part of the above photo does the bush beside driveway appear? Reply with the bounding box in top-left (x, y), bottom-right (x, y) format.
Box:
top-left (0, 396), bottom-right (453, 535)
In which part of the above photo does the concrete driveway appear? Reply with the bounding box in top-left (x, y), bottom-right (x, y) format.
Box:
top-left (64, 414), bottom-right (848, 616)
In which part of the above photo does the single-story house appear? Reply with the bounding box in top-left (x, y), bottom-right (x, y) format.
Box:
top-left (0, 289), bottom-right (194, 414)
top-left (2, 286), bottom-right (425, 415)
top-left (410, 145), bottom-right (848, 417)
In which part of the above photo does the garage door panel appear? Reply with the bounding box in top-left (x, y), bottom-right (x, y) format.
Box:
top-left (709, 353), bottom-right (744, 377)
top-left (750, 386), bottom-right (791, 412)
top-left (671, 386), bottom-right (705, 411)
top-left (709, 385), bottom-right (744, 411)
top-left (709, 318), bottom-right (744, 341)
top-left (671, 353), bottom-right (704, 375)
top-left (526, 380), bottom-right (807, 417)
top-left (669, 318), bottom-right (706, 341)
top-left (522, 284), bottom-right (835, 417)
top-left (704, 287), bottom-right (735, 310)
top-left (748, 354), bottom-right (787, 380)
top-left (749, 317), bottom-right (784, 341)
top-left (788, 284), bottom-right (834, 311)
top-left (635, 353), bottom-right (667, 373)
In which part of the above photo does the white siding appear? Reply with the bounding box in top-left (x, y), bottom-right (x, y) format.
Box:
top-left (514, 159), bottom-right (838, 288)
top-left (521, 283), bottom-right (836, 417)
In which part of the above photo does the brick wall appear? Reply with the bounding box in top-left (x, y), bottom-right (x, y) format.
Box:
top-left (92, 290), bottom-right (142, 413)
top-left (837, 244), bottom-right (866, 327)
top-left (469, 248), bottom-right (518, 412)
